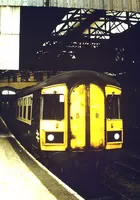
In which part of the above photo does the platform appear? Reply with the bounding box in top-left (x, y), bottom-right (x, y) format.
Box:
top-left (0, 117), bottom-right (84, 200)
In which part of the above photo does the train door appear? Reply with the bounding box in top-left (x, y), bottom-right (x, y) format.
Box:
top-left (40, 84), bottom-right (68, 151)
top-left (90, 84), bottom-right (105, 149)
top-left (70, 84), bottom-right (86, 150)
top-left (70, 84), bottom-right (105, 150)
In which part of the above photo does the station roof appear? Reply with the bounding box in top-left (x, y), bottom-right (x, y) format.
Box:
top-left (0, 0), bottom-right (140, 13)
top-left (50, 10), bottom-right (140, 40)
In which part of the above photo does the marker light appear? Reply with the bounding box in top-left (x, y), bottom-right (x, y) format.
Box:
top-left (47, 134), bottom-right (54, 141)
top-left (114, 133), bottom-right (120, 140)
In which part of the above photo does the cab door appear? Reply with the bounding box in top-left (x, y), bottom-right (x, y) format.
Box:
top-left (70, 84), bottom-right (86, 150)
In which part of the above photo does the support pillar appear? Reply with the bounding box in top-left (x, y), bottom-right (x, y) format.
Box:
top-left (0, 6), bottom-right (20, 70)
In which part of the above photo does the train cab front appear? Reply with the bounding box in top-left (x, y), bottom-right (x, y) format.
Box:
top-left (105, 85), bottom-right (123, 159)
top-left (39, 84), bottom-right (69, 162)
top-left (38, 82), bottom-right (123, 163)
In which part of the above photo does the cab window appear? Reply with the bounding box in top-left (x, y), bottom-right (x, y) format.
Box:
top-left (107, 95), bottom-right (120, 119)
top-left (42, 94), bottom-right (64, 120)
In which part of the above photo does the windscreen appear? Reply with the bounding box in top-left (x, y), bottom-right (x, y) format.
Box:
top-left (106, 95), bottom-right (120, 119)
top-left (42, 94), bottom-right (64, 120)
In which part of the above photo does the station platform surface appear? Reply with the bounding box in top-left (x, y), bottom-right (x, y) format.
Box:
top-left (0, 117), bottom-right (84, 200)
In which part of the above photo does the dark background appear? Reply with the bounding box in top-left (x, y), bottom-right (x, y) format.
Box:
top-left (20, 7), bottom-right (140, 73)
top-left (20, 7), bottom-right (69, 70)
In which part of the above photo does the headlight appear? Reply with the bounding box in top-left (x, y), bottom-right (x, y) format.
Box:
top-left (46, 132), bottom-right (64, 143)
top-left (107, 131), bottom-right (122, 142)
top-left (47, 134), bottom-right (55, 142)
top-left (114, 133), bottom-right (120, 140)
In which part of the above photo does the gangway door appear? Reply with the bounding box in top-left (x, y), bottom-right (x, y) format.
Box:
top-left (70, 84), bottom-right (86, 150)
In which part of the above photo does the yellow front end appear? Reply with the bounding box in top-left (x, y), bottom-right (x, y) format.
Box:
top-left (70, 83), bottom-right (105, 150)
top-left (105, 85), bottom-right (123, 150)
top-left (39, 83), bottom-right (123, 152)
top-left (39, 84), bottom-right (68, 151)
top-left (70, 84), bottom-right (86, 150)
top-left (90, 84), bottom-right (105, 149)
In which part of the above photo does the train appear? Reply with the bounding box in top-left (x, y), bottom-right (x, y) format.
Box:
top-left (3, 70), bottom-right (123, 165)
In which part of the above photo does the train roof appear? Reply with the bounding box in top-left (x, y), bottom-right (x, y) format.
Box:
top-left (17, 70), bottom-right (120, 97)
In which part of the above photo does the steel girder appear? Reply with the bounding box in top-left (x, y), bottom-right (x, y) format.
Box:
top-left (37, 9), bottom-right (140, 66)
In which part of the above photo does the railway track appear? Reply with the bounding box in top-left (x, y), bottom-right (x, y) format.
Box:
top-left (112, 151), bottom-right (140, 182)
top-left (49, 162), bottom-right (137, 200)
top-left (86, 190), bottom-right (133, 200)
top-left (100, 150), bottom-right (140, 200)
top-left (105, 184), bottom-right (138, 200)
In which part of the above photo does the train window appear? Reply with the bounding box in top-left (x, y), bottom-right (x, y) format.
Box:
top-left (28, 97), bottom-right (32, 105)
top-left (24, 98), bottom-right (27, 105)
top-left (107, 95), bottom-right (120, 119)
top-left (20, 106), bottom-right (22, 118)
top-left (28, 106), bottom-right (31, 120)
top-left (23, 106), bottom-right (26, 118)
top-left (42, 94), bottom-right (64, 120)
top-left (23, 98), bottom-right (27, 118)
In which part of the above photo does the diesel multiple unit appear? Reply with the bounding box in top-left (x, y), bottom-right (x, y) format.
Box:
top-left (13, 70), bottom-right (123, 162)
